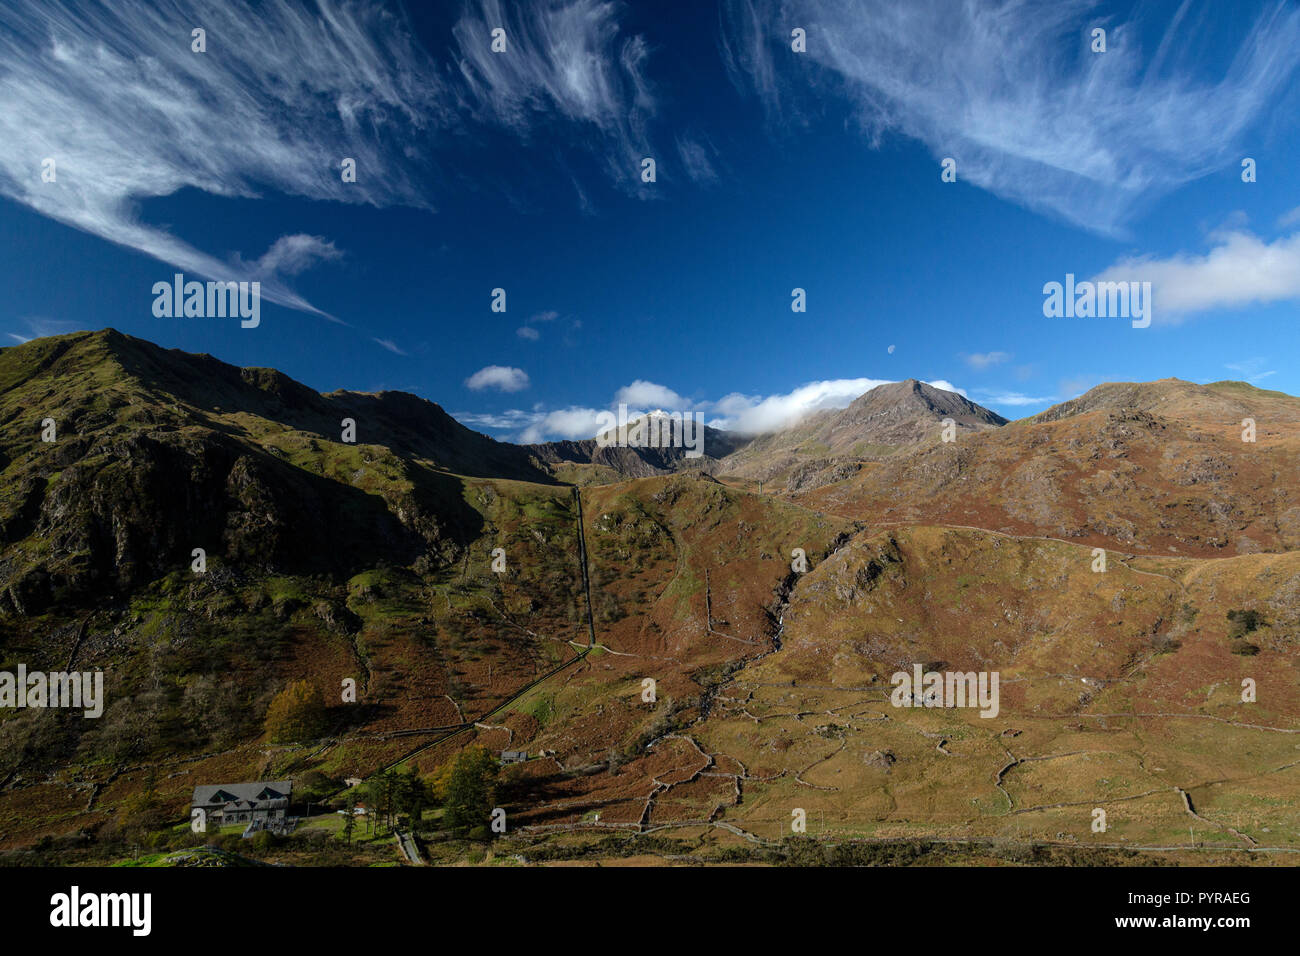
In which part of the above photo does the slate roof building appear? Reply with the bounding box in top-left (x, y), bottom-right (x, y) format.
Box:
top-left (191, 781), bottom-right (292, 826)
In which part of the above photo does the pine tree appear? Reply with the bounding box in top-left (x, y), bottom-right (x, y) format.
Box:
top-left (398, 769), bottom-right (431, 828)
top-left (442, 746), bottom-right (498, 833)
top-left (342, 795), bottom-right (356, 844)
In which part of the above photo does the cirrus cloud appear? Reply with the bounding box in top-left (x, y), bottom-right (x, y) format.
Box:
top-left (963, 351), bottom-right (1012, 370)
top-left (0, 0), bottom-right (445, 314)
top-left (722, 0), bottom-right (1300, 236)
top-left (0, 0), bottom-right (664, 321)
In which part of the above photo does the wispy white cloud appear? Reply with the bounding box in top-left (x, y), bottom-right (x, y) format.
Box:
top-left (970, 389), bottom-right (1058, 408)
top-left (613, 380), bottom-right (691, 410)
top-left (466, 365), bottom-right (530, 392)
top-left (707, 378), bottom-right (892, 433)
top-left (372, 337), bottom-right (407, 356)
top-left (517, 406), bottom-right (610, 444)
top-left (1058, 376), bottom-right (1097, 399)
top-left (0, 0), bottom-right (664, 319)
top-left (722, 0), bottom-right (1300, 236)
top-left (3, 316), bottom-right (79, 344)
top-left (451, 0), bottom-right (656, 189)
top-left (244, 234), bottom-right (343, 279)
top-left (454, 408), bottom-right (542, 431)
top-left (1224, 357), bottom-right (1277, 384)
top-left (0, 0), bottom-right (446, 313)
top-left (676, 135), bottom-right (718, 184)
top-left (516, 308), bottom-right (561, 342)
top-left (1093, 230), bottom-right (1300, 319)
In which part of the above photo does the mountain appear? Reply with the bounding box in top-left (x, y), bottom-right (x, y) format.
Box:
top-left (798, 377), bottom-right (1300, 556)
top-left (1, 330), bottom-right (1297, 868)
top-left (0, 329), bottom-right (552, 613)
top-left (0, 329), bottom-right (843, 861)
top-left (526, 411), bottom-right (747, 484)
top-left (719, 379), bottom-right (1008, 489)
top-left (1026, 377), bottom-right (1300, 425)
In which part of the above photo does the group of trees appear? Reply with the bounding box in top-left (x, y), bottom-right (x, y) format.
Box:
top-left (1227, 608), bottom-right (1266, 655)
top-left (355, 768), bottom-right (433, 839)
top-left (339, 746), bottom-right (500, 844)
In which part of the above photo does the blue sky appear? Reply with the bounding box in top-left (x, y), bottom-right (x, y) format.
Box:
top-left (1, 0), bottom-right (1298, 442)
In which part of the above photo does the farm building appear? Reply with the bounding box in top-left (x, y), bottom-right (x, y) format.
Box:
top-left (191, 781), bottom-right (292, 827)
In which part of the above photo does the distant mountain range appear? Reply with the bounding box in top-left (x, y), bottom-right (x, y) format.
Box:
top-left (526, 379), bottom-right (1010, 487)
top-left (4, 329), bottom-right (1297, 614)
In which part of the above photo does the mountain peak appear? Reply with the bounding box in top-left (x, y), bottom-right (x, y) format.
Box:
top-left (718, 377), bottom-right (1007, 487)
top-left (843, 378), bottom-right (1008, 426)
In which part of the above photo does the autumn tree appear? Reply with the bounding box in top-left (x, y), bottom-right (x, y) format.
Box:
top-left (263, 680), bottom-right (327, 743)
top-left (363, 770), bottom-right (398, 834)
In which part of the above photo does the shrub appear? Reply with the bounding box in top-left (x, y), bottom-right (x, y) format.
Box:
top-left (1226, 609), bottom-right (1265, 640)
top-left (294, 770), bottom-right (339, 803)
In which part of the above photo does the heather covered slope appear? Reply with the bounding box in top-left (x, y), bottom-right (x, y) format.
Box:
top-left (0, 329), bottom-right (554, 612)
top-left (0, 332), bottom-right (849, 856)
top-left (690, 526), bottom-right (1300, 847)
top-left (0, 330), bottom-right (580, 845)
top-left (797, 379), bottom-right (1300, 556)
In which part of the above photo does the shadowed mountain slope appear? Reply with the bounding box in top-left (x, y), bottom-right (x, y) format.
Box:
top-left (0, 329), bottom-right (559, 611)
